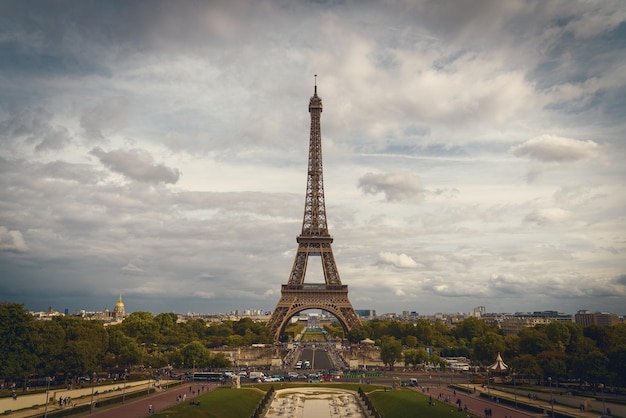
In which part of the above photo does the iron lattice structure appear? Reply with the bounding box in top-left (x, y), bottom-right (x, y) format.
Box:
top-left (267, 82), bottom-right (361, 340)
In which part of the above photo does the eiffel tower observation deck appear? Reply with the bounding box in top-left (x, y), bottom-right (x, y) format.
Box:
top-left (267, 78), bottom-right (361, 341)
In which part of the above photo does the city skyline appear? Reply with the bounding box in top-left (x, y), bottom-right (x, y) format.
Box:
top-left (1, 1), bottom-right (625, 316)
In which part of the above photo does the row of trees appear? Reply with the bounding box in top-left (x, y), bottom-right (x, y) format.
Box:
top-left (2, 302), bottom-right (625, 388)
top-left (348, 317), bottom-right (626, 387)
top-left (0, 303), bottom-right (271, 384)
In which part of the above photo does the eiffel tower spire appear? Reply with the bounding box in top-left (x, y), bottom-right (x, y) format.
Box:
top-left (302, 74), bottom-right (327, 237)
top-left (267, 79), bottom-right (360, 340)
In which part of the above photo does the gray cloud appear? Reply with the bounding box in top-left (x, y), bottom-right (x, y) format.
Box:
top-left (524, 208), bottom-right (573, 225)
top-left (81, 97), bottom-right (130, 141)
top-left (0, 0), bottom-right (624, 316)
top-left (358, 171), bottom-right (424, 202)
top-left (90, 147), bottom-right (181, 184)
top-left (510, 135), bottom-right (599, 162)
top-left (377, 252), bottom-right (419, 269)
top-left (0, 226), bottom-right (28, 252)
top-left (0, 107), bottom-right (71, 153)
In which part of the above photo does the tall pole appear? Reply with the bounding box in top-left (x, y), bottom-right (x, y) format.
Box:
top-left (123, 369), bottom-right (127, 403)
top-left (513, 372), bottom-right (517, 409)
top-left (90, 372), bottom-right (95, 413)
top-left (549, 377), bottom-right (553, 417)
top-left (600, 384), bottom-right (606, 415)
top-left (44, 377), bottom-right (50, 418)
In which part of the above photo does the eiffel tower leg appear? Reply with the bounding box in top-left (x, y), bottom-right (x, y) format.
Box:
top-left (267, 284), bottom-right (361, 341)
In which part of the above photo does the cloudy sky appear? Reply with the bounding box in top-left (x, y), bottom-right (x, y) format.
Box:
top-left (1, 1), bottom-right (625, 317)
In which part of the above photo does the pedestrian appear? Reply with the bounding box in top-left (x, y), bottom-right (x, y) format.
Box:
top-left (148, 404), bottom-right (153, 414)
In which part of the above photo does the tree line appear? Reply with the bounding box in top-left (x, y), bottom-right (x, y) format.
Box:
top-left (1, 303), bottom-right (624, 388)
top-left (0, 303), bottom-right (272, 386)
top-left (344, 316), bottom-right (625, 387)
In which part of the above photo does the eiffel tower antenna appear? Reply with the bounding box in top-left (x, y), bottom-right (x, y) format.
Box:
top-left (267, 79), bottom-right (361, 341)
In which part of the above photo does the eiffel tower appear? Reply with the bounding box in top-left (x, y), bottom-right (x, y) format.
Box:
top-left (267, 78), bottom-right (361, 341)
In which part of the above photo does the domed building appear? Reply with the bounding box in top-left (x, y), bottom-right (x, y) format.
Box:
top-left (113, 294), bottom-right (125, 319)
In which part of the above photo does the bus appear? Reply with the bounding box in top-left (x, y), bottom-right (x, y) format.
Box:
top-left (191, 372), bottom-right (224, 381)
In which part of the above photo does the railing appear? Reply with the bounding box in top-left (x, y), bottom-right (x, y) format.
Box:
top-left (282, 284), bottom-right (347, 291)
top-left (250, 385), bottom-right (274, 418)
top-left (358, 387), bottom-right (382, 418)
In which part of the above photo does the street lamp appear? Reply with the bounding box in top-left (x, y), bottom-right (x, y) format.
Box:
top-left (599, 384), bottom-right (606, 415)
top-left (44, 377), bottom-right (51, 418)
top-left (90, 372), bottom-right (96, 414)
top-left (122, 369), bottom-right (127, 403)
top-left (548, 377), bottom-right (554, 417)
top-left (512, 372), bottom-right (517, 409)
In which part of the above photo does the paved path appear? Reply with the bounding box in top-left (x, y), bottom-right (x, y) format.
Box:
top-left (1, 380), bottom-right (155, 418)
top-left (0, 380), bottom-right (215, 418)
top-left (414, 384), bottom-right (602, 418)
top-left (76, 383), bottom-right (214, 418)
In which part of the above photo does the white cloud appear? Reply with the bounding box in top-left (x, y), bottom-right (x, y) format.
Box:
top-left (0, 0), bottom-right (624, 316)
top-left (524, 208), bottom-right (574, 225)
top-left (80, 97), bottom-right (130, 141)
top-left (511, 135), bottom-right (599, 162)
top-left (377, 252), bottom-right (418, 269)
top-left (358, 171), bottom-right (424, 202)
top-left (90, 147), bottom-right (181, 184)
top-left (121, 263), bottom-right (144, 274)
top-left (0, 227), bottom-right (29, 252)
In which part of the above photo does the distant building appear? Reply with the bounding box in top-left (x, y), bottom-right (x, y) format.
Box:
top-left (499, 311), bottom-right (572, 336)
top-left (355, 309), bottom-right (376, 319)
top-left (113, 294), bottom-right (125, 319)
top-left (472, 306), bottom-right (486, 317)
top-left (574, 310), bottom-right (620, 327)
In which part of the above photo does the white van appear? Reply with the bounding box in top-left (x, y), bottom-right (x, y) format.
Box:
top-left (248, 372), bottom-right (265, 380)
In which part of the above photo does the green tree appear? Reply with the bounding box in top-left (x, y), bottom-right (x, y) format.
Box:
top-left (369, 320), bottom-right (390, 340)
top-left (405, 335), bottom-right (418, 348)
top-left (403, 348), bottom-right (429, 368)
top-left (454, 317), bottom-right (489, 341)
top-left (209, 352), bottom-right (232, 369)
top-left (517, 327), bottom-right (552, 356)
top-left (543, 322), bottom-right (571, 352)
top-left (412, 319), bottom-right (436, 345)
top-left (347, 324), bottom-right (372, 343)
top-left (583, 325), bottom-right (613, 352)
top-left (509, 354), bottom-right (542, 380)
top-left (35, 319), bottom-right (66, 376)
top-left (55, 317), bottom-right (109, 376)
top-left (179, 341), bottom-right (212, 369)
top-left (0, 303), bottom-right (39, 382)
top-left (472, 332), bottom-right (505, 365)
top-left (154, 312), bottom-right (181, 344)
top-left (536, 351), bottom-right (569, 380)
top-left (122, 312), bottom-right (159, 345)
top-left (380, 337), bottom-right (403, 371)
top-left (571, 349), bottom-right (610, 384)
top-left (608, 347), bottom-right (626, 387)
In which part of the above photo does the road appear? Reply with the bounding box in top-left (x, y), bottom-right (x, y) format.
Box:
top-left (299, 346), bottom-right (333, 371)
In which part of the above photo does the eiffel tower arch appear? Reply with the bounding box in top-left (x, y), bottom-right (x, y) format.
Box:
top-left (267, 78), bottom-right (361, 341)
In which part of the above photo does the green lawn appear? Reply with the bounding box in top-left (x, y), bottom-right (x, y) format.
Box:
top-left (150, 384), bottom-right (477, 418)
top-left (369, 388), bottom-right (477, 418)
top-left (152, 387), bottom-right (264, 418)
